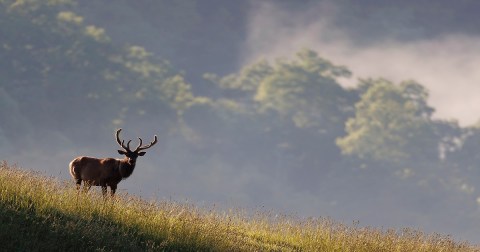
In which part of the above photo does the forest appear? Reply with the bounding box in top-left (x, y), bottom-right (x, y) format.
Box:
top-left (2, 0), bottom-right (480, 242)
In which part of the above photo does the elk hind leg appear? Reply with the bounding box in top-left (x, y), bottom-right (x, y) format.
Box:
top-left (75, 179), bottom-right (82, 190)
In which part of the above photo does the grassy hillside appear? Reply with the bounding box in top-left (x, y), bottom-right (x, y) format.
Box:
top-left (0, 161), bottom-right (476, 252)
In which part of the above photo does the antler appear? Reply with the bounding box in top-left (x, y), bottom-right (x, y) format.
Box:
top-left (115, 128), bottom-right (131, 151)
top-left (134, 135), bottom-right (158, 152)
top-left (116, 128), bottom-right (157, 153)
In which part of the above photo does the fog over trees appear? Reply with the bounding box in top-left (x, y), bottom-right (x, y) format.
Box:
top-left (2, 0), bottom-right (480, 243)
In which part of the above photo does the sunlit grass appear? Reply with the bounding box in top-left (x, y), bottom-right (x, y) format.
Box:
top-left (0, 161), bottom-right (476, 251)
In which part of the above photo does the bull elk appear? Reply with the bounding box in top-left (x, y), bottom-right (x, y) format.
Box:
top-left (69, 128), bottom-right (157, 196)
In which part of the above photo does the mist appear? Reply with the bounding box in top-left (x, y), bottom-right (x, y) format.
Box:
top-left (243, 1), bottom-right (480, 126)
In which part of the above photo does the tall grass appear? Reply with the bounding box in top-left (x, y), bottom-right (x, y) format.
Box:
top-left (0, 161), bottom-right (476, 251)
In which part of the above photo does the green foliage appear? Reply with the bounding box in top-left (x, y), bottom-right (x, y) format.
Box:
top-left (201, 50), bottom-right (356, 176)
top-left (208, 49), bottom-right (354, 132)
top-left (254, 50), bottom-right (352, 130)
top-left (337, 79), bottom-right (437, 163)
top-left (204, 59), bottom-right (273, 98)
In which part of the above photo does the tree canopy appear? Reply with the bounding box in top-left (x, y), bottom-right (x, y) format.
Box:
top-left (337, 79), bottom-right (438, 164)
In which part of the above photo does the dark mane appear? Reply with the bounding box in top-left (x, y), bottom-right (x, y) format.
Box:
top-left (119, 162), bottom-right (135, 179)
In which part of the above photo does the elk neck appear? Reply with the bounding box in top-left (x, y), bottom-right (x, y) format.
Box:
top-left (118, 157), bottom-right (136, 179)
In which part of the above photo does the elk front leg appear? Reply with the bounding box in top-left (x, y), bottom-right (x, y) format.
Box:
top-left (83, 181), bottom-right (92, 193)
top-left (110, 184), bottom-right (117, 197)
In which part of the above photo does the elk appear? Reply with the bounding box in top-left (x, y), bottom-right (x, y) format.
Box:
top-left (69, 128), bottom-right (157, 197)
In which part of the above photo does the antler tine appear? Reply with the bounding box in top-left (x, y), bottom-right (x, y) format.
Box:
top-left (115, 128), bottom-right (129, 151)
top-left (134, 137), bottom-right (143, 152)
top-left (137, 135), bottom-right (158, 152)
top-left (126, 140), bottom-right (132, 151)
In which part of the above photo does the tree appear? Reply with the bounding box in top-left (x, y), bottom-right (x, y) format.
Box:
top-left (207, 49), bottom-right (355, 132)
top-left (253, 49), bottom-right (353, 131)
top-left (199, 49), bottom-right (358, 190)
top-left (337, 79), bottom-right (438, 165)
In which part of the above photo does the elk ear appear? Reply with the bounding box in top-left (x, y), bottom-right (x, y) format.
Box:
top-left (138, 151), bottom-right (146, 156)
top-left (118, 150), bottom-right (127, 155)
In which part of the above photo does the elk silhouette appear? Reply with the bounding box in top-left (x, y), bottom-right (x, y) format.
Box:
top-left (69, 128), bottom-right (157, 196)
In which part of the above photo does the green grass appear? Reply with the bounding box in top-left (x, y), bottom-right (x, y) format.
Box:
top-left (0, 161), bottom-right (477, 251)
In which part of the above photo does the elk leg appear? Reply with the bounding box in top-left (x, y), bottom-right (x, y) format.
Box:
top-left (83, 181), bottom-right (92, 193)
top-left (110, 185), bottom-right (117, 197)
top-left (110, 184), bottom-right (117, 197)
top-left (75, 179), bottom-right (82, 190)
top-left (101, 186), bottom-right (107, 197)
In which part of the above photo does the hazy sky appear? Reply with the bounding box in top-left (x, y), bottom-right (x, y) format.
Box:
top-left (242, 2), bottom-right (480, 126)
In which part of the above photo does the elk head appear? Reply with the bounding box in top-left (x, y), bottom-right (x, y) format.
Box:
top-left (116, 128), bottom-right (157, 164)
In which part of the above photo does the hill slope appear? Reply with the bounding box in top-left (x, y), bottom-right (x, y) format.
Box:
top-left (0, 161), bottom-right (476, 251)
